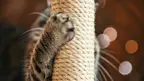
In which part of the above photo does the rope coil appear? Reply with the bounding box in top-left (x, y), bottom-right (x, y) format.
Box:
top-left (51, 0), bottom-right (95, 81)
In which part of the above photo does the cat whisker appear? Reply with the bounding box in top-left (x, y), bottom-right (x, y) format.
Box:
top-left (100, 50), bottom-right (120, 64)
top-left (100, 56), bottom-right (117, 71)
top-left (29, 12), bottom-right (48, 18)
top-left (98, 63), bottom-right (114, 81)
top-left (103, 49), bottom-right (115, 54)
top-left (20, 28), bottom-right (43, 38)
top-left (98, 68), bottom-right (107, 81)
top-left (12, 28), bottom-right (43, 43)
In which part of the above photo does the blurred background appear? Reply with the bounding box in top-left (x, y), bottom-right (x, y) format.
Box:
top-left (0, 0), bottom-right (144, 81)
top-left (0, 0), bottom-right (47, 27)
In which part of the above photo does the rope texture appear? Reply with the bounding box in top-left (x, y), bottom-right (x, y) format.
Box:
top-left (51, 0), bottom-right (95, 81)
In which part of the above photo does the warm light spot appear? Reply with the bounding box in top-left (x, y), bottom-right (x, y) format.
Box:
top-left (104, 27), bottom-right (117, 42)
top-left (97, 34), bottom-right (110, 49)
top-left (125, 40), bottom-right (138, 54)
top-left (119, 61), bottom-right (132, 75)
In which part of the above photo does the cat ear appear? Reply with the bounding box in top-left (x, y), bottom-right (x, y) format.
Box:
top-left (46, 0), bottom-right (51, 8)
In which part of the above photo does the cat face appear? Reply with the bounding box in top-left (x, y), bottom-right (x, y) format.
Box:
top-left (47, 12), bottom-right (75, 45)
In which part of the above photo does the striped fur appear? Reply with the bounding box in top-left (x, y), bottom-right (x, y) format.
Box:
top-left (23, 12), bottom-right (75, 81)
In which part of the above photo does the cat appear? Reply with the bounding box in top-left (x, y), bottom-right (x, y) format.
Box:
top-left (26, 4), bottom-right (100, 81)
top-left (23, 11), bottom-right (100, 81)
top-left (24, 7), bottom-right (100, 81)
top-left (23, 12), bottom-right (75, 81)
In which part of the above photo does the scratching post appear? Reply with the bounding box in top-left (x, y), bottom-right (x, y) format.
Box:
top-left (51, 0), bottom-right (95, 81)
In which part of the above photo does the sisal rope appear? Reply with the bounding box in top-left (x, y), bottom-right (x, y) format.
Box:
top-left (51, 0), bottom-right (95, 81)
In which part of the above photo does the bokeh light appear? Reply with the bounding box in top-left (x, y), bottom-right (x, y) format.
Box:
top-left (118, 61), bottom-right (132, 75)
top-left (97, 34), bottom-right (110, 49)
top-left (104, 27), bottom-right (117, 42)
top-left (125, 40), bottom-right (138, 54)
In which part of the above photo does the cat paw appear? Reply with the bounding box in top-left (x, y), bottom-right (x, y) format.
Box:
top-left (50, 12), bottom-right (75, 43)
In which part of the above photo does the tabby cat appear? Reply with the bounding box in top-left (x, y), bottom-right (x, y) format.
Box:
top-left (23, 12), bottom-right (75, 81)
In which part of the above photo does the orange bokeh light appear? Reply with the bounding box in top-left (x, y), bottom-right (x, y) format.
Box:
top-left (125, 40), bottom-right (138, 54)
